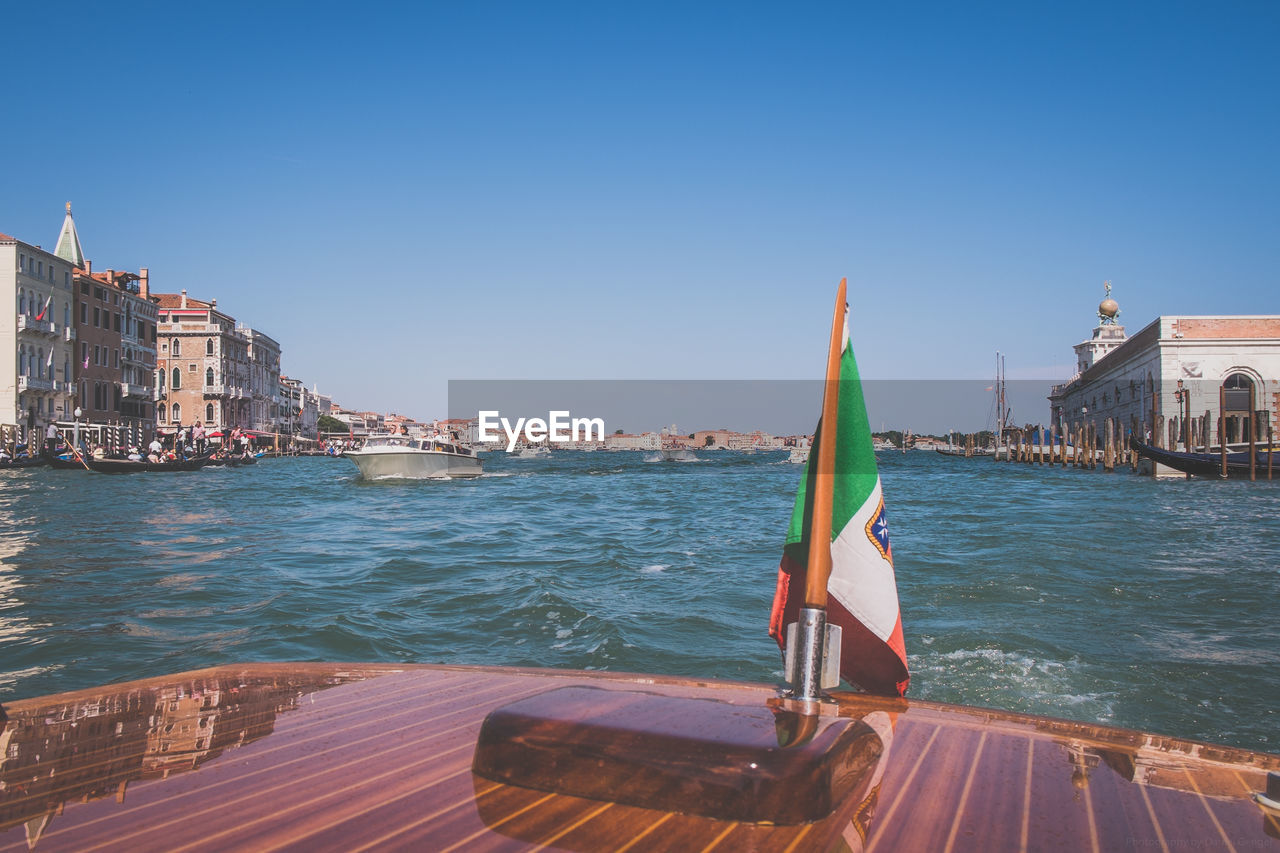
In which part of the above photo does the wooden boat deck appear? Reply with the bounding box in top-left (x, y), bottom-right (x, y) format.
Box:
top-left (2, 663), bottom-right (1278, 851)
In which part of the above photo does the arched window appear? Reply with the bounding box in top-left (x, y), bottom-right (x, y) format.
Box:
top-left (18, 348), bottom-right (25, 377)
top-left (158, 368), bottom-right (165, 390)
top-left (206, 339), bottom-right (214, 356)
top-left (172, 403), bottom-right (181, 423)
top-left (172, 367), bottom-right (182, 390)
top-left (158, 403), bottom-right (167, 423)
top-left (36, 349), bottom-right (44, 379)
top-left (206, 403), bottom-right (214, 422)
top-left (172, 338), bottom-right (181, 356)
top-left (18, 290), bottom-right (25, 314)
top-left (206, 367), bottom-right (215, 387)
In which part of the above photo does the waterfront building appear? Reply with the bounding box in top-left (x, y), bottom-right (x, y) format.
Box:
top-left (278, 375), bottom-right (303, 436)
top-left (1, 222), bottom-right (77, 437)
top-left (1048, 287), bottom-right (1279, 451)
top-left (73, 268), bottom-right (126, 427)
top-left (119, 268), bottom-right (159, 436)
top-left (604, 432), bottom-right (661, 450)
top-left (154, 291), bottom-right (251, 432)
top-left (240, 326), bottom-right (282, 432)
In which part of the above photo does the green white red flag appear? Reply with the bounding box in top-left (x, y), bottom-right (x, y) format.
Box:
top-left (768, 319), bottom-right (910, 696)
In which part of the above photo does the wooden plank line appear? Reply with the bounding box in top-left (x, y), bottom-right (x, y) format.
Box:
top-left (1136, 784), bottom-right (1171, 853)
top-left (613, 812), bottom-right (674, 853)
top-left (40, 680), bottom-right (552, 843)
top-left (865, 724), bottom-right (942, 851)
top-left (288, 778), bottom-right (506, 850)
top-left (438, 793), bottom-right (558, 852)
top-left (1180, 767), bottom-right (1237, 853)
top-left (530, 800), bottom-right (614, 850)
top-left (781, 822), bottom-right (813, 853)
top-left (942, 730), bottom-right (988, 853)
top-left (165, 744), bottom-right (479, 853)
top-left (1019, 737), bottom-right (1034, 852)
top-left (698, 821), bottom-right (739, 853)
top-left (70, 729), bottom-right (478, 853)
top-left (2, 669), bottom-right (487, 806)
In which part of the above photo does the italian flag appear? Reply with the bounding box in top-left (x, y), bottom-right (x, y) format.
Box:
top-left (768, 319), bottom-right (910, 696)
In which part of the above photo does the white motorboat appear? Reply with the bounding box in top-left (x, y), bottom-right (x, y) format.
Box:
top-left (658, 448), bottom-right (696, 461)
top-left (510, 444), bottom-right (550, 458)
top-left (345, 434), bottom-right (482, 479)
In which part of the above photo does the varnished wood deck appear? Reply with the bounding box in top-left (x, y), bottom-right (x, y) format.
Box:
top-left (1, 663), bottom-right (1278, 851)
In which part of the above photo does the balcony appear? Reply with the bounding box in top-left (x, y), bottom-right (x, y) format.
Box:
top-left (203, 384), bottom-right (248, 398)
top-left (18, 376), bottom-right (54, 392)
top-left (17, 316), bottom-right (57, 336)
top-left (122, 383), bottom-right (158, 400)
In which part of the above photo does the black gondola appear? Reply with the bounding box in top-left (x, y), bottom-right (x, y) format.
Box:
top-left (0, 455), bottom-right (48, 469)
top-left (82, 454), bottom-right (217, 474)
top-left (1128, 435), bottom-right (1276, 479)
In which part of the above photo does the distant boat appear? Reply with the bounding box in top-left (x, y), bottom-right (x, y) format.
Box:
top-left (345, 434), bottom-right (482, 479)
top-left (509, 444), bottom-right (550, 458)
top-left (658, 448), bottom-right (696, 462)
top-left (1129, 436), bottom-right (1276, 479)
top-left (787, 438), bottom-right (810, 464)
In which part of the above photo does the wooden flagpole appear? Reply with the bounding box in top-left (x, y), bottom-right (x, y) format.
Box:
top-left (802, 277), bottom-right (847, 609)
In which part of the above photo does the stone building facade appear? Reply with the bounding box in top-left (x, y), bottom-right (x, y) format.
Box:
top-left (1049, 292), bottom-right (1279, 451)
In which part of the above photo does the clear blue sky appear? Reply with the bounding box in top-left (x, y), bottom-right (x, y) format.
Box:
top-left (3, 2), bottom-right (1276, 420)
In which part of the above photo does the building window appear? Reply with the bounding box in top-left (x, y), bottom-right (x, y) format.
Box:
top-left (206, 339), bottom-right (214, 355)
top-left (206, 403), bottom-right (214, 422)
top-left (172, 368), bottom-right (182, 390)
top-left (172, 403), bottom-right (181, 423)
top-left (94, 345), bottom-right (101, 366)
top-left (18, 291), bottom-right (25, 314)
top-left (94, 307), bottom-right (100, 327)
top-left (158, 403), bottom-right (167, 423)
top-left (206, 367), bottom-right (215, 387)
top-left (80, 302), bottom-right (87, 323)
top-left (81, 342), bottom-right (88, 364)
top-left (113, 349), bottom-right (119, 368)
top-left (172, 338), bottom-right (181, 356)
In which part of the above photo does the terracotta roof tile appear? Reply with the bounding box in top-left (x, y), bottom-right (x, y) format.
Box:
top-left (153, 292), bottom-right (213, 310)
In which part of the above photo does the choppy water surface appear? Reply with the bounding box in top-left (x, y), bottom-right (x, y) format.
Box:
top-left (1, 451), bottom-right (1276, 750)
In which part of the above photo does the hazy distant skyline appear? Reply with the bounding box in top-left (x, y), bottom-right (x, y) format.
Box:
top-left (3, 3), bottom-right (1275, 421)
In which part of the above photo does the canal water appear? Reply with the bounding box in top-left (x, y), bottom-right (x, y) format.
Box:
top-left (1, 451), bottom-right (1276, 751)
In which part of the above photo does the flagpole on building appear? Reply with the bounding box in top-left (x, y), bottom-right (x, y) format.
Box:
top-left (791, 278), bottom-right (847, 701)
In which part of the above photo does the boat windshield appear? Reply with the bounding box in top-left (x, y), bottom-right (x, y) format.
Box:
top-left (363, 436), bottom-right (412, 448)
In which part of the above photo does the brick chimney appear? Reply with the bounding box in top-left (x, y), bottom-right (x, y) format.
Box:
top-left (85, 260), bottom-right (92, 274)
top-left (180, 289), bottom-right (187, 309)
top-left (139, 267), bottom-right (149, 298)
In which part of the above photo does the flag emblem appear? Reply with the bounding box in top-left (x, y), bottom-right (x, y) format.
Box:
top-left (865, 499), bottom-right (891, 562)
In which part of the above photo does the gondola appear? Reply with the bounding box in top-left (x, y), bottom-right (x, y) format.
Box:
top-left (1129, 435), bottom-right (1276, 479)
top-left (0, 455), bottom-right (47, 469)
top-left (82, 453), bottom-right (217, 474)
